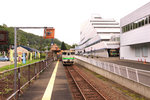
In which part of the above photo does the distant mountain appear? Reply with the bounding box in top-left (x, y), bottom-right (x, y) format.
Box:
top-left (0, 25), bottom-right (71, 51)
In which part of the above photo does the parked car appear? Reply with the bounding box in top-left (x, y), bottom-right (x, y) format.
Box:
top-left (0, 56), bottom-right (9, 61)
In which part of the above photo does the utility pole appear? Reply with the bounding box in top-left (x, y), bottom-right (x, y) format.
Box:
top-left (13, 26), bottom-right (54, 98)
top-left (14, 27), bottom-right (17, 99)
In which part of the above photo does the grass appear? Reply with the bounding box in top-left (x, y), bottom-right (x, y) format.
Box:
top-left (0, 58), bottom-right (45, 72)
top-left (117, 87), bottom-right (147, 100)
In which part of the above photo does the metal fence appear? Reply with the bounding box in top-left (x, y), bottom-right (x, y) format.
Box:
top-left (0, 58), bottom-right (52, 100)
top-left (75, 56), bottom-right (150, 88)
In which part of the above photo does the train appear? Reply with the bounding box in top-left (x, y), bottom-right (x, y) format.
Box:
top-left (62, 50), bottom-right (75, 66)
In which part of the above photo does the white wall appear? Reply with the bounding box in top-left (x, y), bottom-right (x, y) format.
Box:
top-left (121, 25), bottom-right (150, 46)
top-left (120, 46), bottom-right (135, 60)
top-left (120, 44), bottom-right (150, 62)
top-left (93, 49), bottom-right (108, 58)
top-left (120, 2), bottom-right (150, 27)
top-left (120, 2), bottom-right (150, 62)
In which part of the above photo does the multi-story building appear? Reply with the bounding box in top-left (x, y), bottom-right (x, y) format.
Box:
top-left (120, 2), bottom-right (150, 62)
top-left (76, 15), bottom-right (120, 57)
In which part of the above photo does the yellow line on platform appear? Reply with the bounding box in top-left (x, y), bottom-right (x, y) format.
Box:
top-left (42, 61), bottom-right (59, 100)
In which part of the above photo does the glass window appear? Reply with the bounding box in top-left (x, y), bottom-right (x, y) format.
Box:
top-left (71, 52), bottom-right (75, 55)
top-left (138, 21), bottom-right (141, 27)
top-left (122, 27), bottom-right (124, 33)
top-left (131, 23), bottom-right (133, 29)
top-left (128, 25), bottom-right (130, 31)
top-left (133, 23), bottom-right (136, 29)
top-left (136, 23), bottom-right (138, 28)
top-left (145, 18), bottom-right (148, 24)
top-left (117, 37), bottom-right (120, 41)
top-left (142, 46), bottom-right (148, 57)
top-left (149, 16), bottom-right (150, 23)
top-left (127, 24), bottom-right (130, 30)
top-left (124, 26), bottom-right (127, 32)
top-left (135, 47), bottom-right (140, 57)
top-left (122, 15), bottom-right (150, 33)
top-left (141, 20), bottom-right (144, 26)
top-left (62, 52), bottom-right (67, 55)
top-left (123, 27), bottom-right (125, 33)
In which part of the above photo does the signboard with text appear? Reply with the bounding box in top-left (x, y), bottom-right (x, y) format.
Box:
top-left (43, 28), bottom-right (55, 39)
top-left (0, 31), bottom-right (8, 44)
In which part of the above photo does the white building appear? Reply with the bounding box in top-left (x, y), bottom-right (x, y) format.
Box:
top-left (120, 2), bottom-right (150, 62)
top-left (76, 15), bottom-right (120, 57)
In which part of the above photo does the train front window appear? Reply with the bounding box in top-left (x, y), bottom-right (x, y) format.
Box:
top-left (62, 52), bottom-right (67, 55)
top-left (71, 52), bottom-right (75, 55)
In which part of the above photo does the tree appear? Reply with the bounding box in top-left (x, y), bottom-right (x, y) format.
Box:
top-left (71, 43), bottom-right (78, 48)
top-left (0, 25), bottom-right (72, 51)
top-left (61, 42), bottom-right (67, 50)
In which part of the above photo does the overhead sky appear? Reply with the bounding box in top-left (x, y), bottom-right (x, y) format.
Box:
top-left (0, 0), bottom-right (149, 45)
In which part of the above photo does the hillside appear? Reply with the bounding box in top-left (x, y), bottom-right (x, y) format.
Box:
top-left (0, 25), bottom-right (71, 51)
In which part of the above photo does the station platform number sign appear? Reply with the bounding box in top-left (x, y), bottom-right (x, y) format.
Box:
top-left (0, 31), bottom-right (8, 45)
top-left (43, 28), bottom-right (55, 39)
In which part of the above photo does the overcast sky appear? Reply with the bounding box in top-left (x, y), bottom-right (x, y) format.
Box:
top-left (0, 0), bottom-right (149, 45)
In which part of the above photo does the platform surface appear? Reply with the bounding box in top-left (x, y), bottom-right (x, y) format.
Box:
top-left (88, 56), bottom-right (150, 71)
top-left (51, 62), bottom-right (73, 100)
top-left (18, 61), bottom-right (73, 100)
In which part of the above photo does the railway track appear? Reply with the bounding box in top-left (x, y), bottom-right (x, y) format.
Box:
top-left (65, 65), bottom-right (107, 100)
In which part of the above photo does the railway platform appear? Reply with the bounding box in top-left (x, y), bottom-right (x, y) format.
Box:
top-left (18, 61), bottom-right (73, 100)
top-left (87, 56), bottom-right (150, 71)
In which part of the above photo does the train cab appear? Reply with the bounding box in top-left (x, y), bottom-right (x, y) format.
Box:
top-left (62, 50), bottom-right (75, 66)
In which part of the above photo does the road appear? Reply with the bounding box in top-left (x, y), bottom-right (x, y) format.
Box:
top-left (0, 61), bottom-right (12, 68)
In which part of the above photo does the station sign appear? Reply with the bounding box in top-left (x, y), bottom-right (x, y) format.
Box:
top-left (0, 30), bottom-right (8, 45)
top-left (43, 28), bottom-right (55, 39)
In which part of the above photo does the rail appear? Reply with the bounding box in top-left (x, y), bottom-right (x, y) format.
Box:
top-left (0, 58), bottom-right (53, 100)
top-left (75, 56), bottom-right (150, 88)
top-left (66, 65), bottom-right (106, 100)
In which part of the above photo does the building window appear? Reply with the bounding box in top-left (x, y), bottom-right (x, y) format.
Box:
top-left (142, 46), bottom-right (148, 57)
top-left (149, 16), bottom-right (150, 23)
top-left (122, 14), bottom-right (150, 33)
top-left (145, 17), bottom-right (148, 24)
top-left (135, 47), bottom-right (140, 57)
top-left (141, 20), bottom-right (144, 26)
top-left (116, 37), bottom-right (120, 41)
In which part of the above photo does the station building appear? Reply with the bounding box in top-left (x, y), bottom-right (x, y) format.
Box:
top-left (76, 15), bottom-right (120, 57)
top-left (120, 2), bottom-right (150, 62)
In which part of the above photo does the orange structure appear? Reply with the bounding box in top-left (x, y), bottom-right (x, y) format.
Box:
top-left (50, 44), bottom-right (60, 51)
top-left (43, 28), bottom-right (55, 39)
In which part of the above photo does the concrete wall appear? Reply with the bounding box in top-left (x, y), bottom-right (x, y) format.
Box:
top-left (120, 25), bottom-right (150, 46)
top-left (120, 44), bottom-right (150, 62)
top-left (120, 2), bottom-right (150, 62)
top-left (75, 58), bottom-right (150, 99)
top-left (120, 2), bottom-right (150, 26)
top-left (93, 49), bottom-right (108, 58)
top-left (120, 46), bottom-right (135, 60)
